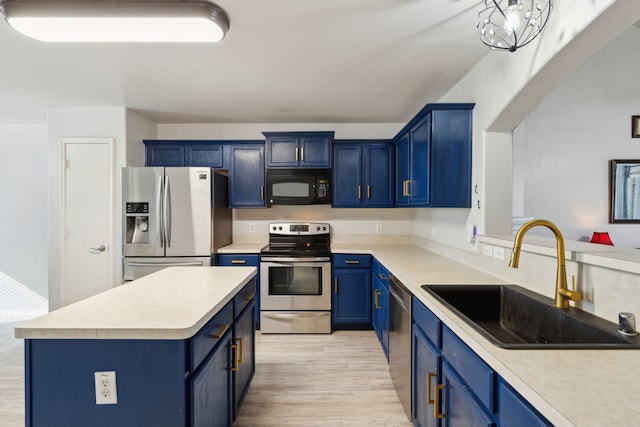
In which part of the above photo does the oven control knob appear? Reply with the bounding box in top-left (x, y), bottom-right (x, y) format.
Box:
top-left (272, 226), bottom-right (276, 231)
top-left (278, 226), bottom-right (283, 230)
top-left (316, 226), bottom-right (320, 231)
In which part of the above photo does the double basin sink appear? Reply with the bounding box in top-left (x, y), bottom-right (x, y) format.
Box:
top-left (421, 284), bottom-right (640, 349)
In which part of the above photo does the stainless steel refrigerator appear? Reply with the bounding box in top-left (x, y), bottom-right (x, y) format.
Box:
top-left (122, 167), bottom-right (232, 281)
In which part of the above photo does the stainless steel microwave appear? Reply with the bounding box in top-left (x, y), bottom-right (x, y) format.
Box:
top-left (266, 169), bottom-right (331, 205)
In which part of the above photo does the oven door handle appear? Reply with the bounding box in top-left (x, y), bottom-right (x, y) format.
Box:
top-left (260, 257), bottom-right (330, 263)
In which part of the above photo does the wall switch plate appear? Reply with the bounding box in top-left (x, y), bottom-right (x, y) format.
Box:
top-left (95, 371), bottom-right (118, 405)
top-left (483, 245), bottom-right (493, 257)
top-left (249, 223), bottom-right (256, 233)
top-left (493, 247), bottom-right (505, 261)
top-left (376, 224), bottom-right (383, 234)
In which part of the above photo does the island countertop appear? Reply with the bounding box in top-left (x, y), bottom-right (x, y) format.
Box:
top-left (15, 266), bottom-right (256, 340)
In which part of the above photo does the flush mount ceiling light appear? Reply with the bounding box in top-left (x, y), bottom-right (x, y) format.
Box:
top-left (477, 0), bottom-right (552, 52)
top-left (0, 0), bottom-right (230, 42)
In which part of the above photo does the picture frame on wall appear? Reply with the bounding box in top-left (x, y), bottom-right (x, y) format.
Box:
top-left (633, 116), bottom-right (640, 138)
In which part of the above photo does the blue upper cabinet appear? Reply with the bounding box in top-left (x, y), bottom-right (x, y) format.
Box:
top-left (185, 143), bottom-right (225, 169)
top-left (144, 140), bottom-right (227, 169)
top-left (145, 141), bottom-right (185, 166)
top-left (229, 144), bottom-right (266, 208)
top-left (333, 140), bottom-right (394, 208)
top-left (263, 131), bottom-right (334, 168)
top-left (394, 103), bottom-right (474, 208)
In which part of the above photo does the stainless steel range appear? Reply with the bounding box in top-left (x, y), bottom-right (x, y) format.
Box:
top-left (260, 222), bottom-right (331, 333)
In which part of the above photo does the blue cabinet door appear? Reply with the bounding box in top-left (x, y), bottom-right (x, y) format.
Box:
top-left (364, 143), bottom-right (394, 207)
top-left (430, 110), bottom-right (472, 207)
top-left (413, 324), bottom-right (441, 427)
top-left (232, 299), bottom-right (256, 420)
top-left (229, 145), bottom-right (266, 208)
top-left (185, 144), bottom-right (224, 168)
top-left (332, 144), bottom-right (362, 207)
top-left (145, 143), bottom-right (185, 166)
top-left (395, 133), bottom-right (410, 206)
top-left (409, 114), bottom-right (431, 206)
top-left (265, 137), bottom-right (299, 167)
top-left (300, 135), bottom-right (332, 167)
top-left (264, 132), bottom-right (333, 168)
top-left (332, 268), bottom-right (372, 327)
top-left (191, 333), bottom-right (232, 427)
top-left (441, 362), bottom-right (496, 427)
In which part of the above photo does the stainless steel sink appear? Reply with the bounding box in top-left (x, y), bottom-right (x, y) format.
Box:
top-left (421, 284), bottom-right (640, 349)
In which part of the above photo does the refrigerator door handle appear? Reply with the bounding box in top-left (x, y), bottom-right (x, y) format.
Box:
top-left (127, 261), bottom-right (205, 267)
top-left (164, 175), bottom-right (172, 248)
top-left (157, 175), bottom-right (164, 248)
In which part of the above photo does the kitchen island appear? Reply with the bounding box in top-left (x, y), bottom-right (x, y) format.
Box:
top-left (16, 266), bottom-right (257, 427)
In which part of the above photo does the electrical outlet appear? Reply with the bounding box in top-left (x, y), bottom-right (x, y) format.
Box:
top-left (493, 247), bottom-right (505, 261)
top-left (375, 223), bottom-right (383, 234)
top-left (95, 371), bottom-right (118, 405)
top-left (482, 245), bottom-right (493, 257)
top-left (249, 223), bottom-right (256, 233)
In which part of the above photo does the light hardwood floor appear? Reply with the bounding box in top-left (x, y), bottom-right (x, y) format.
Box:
top-left (0, 322), bottom-right (412, 426)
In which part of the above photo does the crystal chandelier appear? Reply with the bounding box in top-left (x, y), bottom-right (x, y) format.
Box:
top-left (477, 0), bottom-right (552, 52)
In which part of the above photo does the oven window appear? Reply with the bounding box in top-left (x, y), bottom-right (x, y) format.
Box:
top-left (268, 266), bottom-right (322, 295)
top-left (271, 182), bottom-right (310, 198)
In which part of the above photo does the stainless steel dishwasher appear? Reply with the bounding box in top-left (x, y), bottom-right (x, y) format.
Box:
top-left (389, 274), bottom-right (412, 421)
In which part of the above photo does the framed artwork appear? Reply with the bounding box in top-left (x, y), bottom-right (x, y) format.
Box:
top-left (609, 159), bottom-right (640, 223)
top-left (632, 116), bottom-right (640, 138)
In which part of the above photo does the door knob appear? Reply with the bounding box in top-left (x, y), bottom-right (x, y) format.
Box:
top-left (90, 245), bottom-right (106, 252)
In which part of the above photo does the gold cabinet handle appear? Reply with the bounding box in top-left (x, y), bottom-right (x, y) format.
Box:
top-left (335, 278), bottom-right (339, 293)
top-left (427, 372), bottom-right (437, 404)
top-left (231, 259), bottom-right (246, 264)
top-left (402, 180), bottom-right (408, 197)
top-left (378, 273), bottom-right (388, 280)
top-left (231, 344), bottom-right (239, 372)
top-left (300, 147), bottom-right (305, 161)
top-left (374, 289), bottom-right (381, 309)
top-left (367, 185), bottom-right (371, 199)
top-left (236, 337), bottom-right (243, 363)
top-left (295, 147), bottom-right (299, 162)
top-left (244, 291), bottom-right (255, 302)
top-left (210, 324), bottom-right (228, 339)
top-left (434, 384), bottom-right (445, 419)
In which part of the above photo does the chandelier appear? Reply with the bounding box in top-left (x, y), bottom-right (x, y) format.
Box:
top-left (477, 0), bottom-right (552, 52)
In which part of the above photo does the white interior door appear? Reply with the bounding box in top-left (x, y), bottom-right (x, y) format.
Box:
top-left (61, 138), bottom-right (113, 306)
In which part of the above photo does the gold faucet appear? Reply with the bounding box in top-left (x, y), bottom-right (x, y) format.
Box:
top-left (508, 219), bottom-right (580, 308)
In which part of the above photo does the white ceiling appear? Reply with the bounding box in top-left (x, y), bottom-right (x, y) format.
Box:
top-left (0, 0), bottom-right (489, 124)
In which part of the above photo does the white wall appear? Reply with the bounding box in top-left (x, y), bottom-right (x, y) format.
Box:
top-left (47, 107), bottom-right (128, 310)
top-left (126, 110), bottom-right (157, 166)
top-left (512, 26), bottom-right (640, 248)
top-left (0, 124), bottom-right (48, 298)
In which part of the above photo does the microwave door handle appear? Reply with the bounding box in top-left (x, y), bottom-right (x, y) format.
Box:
top-left (157, 175), bottom-right (164, 248)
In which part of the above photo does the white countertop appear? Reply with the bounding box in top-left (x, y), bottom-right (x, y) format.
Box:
top-left (332, 243), bottom-right (640, 427)
top-left (15, 266), bottom-right (256, 340)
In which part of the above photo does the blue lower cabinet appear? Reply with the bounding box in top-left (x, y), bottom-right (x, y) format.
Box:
top-left (232, 289), bottom-right (256, 420)
top-left (191, 333), bottom-right (232, 427)
top-left (412, 297), bottom-right (551, 427)
top-left (497, 379), bottom-right (552, 427)
top-left (441, 361), bottom-right (495, 427)
top-left (412, 323), bottom-right (441, 427)
top-left (332, 254), bottom-right (372, 329)
top-left (218, 254), bottom-right (261, 329)
top-left (372, 258), bottom-right (390, 360)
